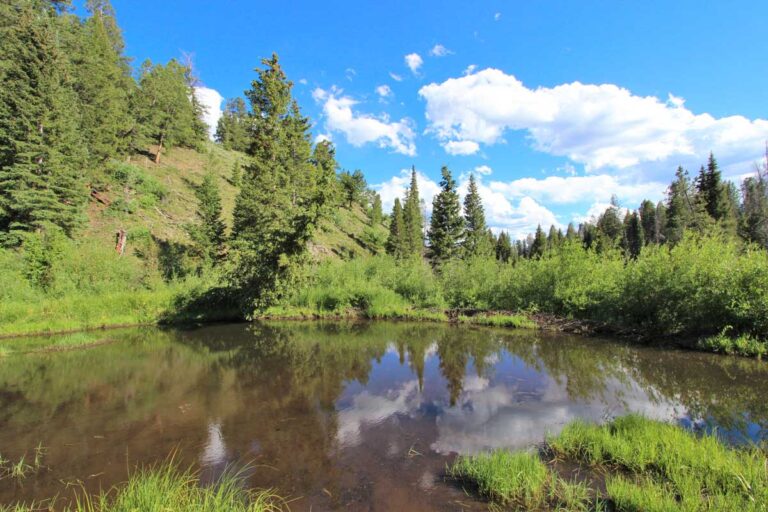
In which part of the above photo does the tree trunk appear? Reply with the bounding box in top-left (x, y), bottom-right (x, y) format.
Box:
top-left (154, 132), bottom-right (164, 164)
top-left (115, 229), bottom-right (127, 256)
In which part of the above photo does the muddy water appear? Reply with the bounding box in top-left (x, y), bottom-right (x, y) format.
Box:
top-left (0, 322), bottom-right (766, 510)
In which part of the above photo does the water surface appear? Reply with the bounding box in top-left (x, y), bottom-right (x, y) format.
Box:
top-left (1, 322), bottom-right (766, 510)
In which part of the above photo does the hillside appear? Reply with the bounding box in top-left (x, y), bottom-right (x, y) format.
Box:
top-left (82, 142), bottom-right (387, 260)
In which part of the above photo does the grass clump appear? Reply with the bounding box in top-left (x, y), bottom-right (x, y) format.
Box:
top-left (548, 415), bottom-right (768, 510)
top-left (449, 450), bottom-right (549, 508)
top-left (2, 462), bottom-right (285, 512)
top-left (458, 313), bottom-right (536, 329)
top-left (698, 328), bottom-right (767, 358)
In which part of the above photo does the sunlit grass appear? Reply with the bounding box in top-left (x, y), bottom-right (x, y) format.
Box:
top-left (2, 462), bottom-right (286, 512)
top-left (457, 313), bottom-right (536, 329)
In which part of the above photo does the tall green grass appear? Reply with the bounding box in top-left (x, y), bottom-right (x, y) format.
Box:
top-left (451, 415), bottom-right (768, 511)
top-left (1, 462), bottom-right (285, 512)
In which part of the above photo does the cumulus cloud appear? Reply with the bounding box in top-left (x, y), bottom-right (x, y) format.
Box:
top-left (429, 44), bottom-right (452, 57)
top-left (405, 53), bottom-right (423, 74)
top-left (419, 68), bottom-right (768, 176)
top-left (474, 165), bottom-right (493, 176)
top-left (313, 87), bottom-right (416, 156)
top-left (375, 84), bottom-right (392, 98)
top-left (443, 140), bottom-right (479, 155)
top-left (489, 174), bottom-right (667, 206)
top-left (389, 72), bottom-right (403, 82)
top-left (193, 86), bottom-right (223, 140)
top-left (463, 64), bottom-right (477, 76)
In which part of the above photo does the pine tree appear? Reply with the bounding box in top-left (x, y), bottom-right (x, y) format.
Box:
top-left (133, 59), bottom-right (203, 163)
top-left (339, 169), bottom-right (367, 207)
top-left (665, 166), bottom-right (694, 244)
top-left (596, 196), bottom-right (623, 248)
top-left (639, 199), bottom-right (657, 245)
top-left (402, 166), bottom-right (423, 255)
top-left (311, 140), bottom-right (340, 214)
top-left (71, 0), bottom-right (133, 163)
top-left (740, 155), bottom-right (768, 247)
top-left (427, 166), bottom-right (463, 264)
top-left (565, 222), bottom-right (578, 241)
top-left (215, 97), bottom-right (250, 152)
top-left (495, 231), bottom-right (513, 262)
top-left (462, 174), bottom-right (492, 258)
top-left (230, 159), bottom-right (242, 187)
top-left (0, 3), bottom-right (87, 244)
top-left (623, 211), bottom-right (644, 259)
top-left (369, 192), bottom-right (383, 225)
top-left (530, 225), bottom-right (546, 258)
top-left (188, 172), bottom-right (226, 262)
top-left (546, 224), bottom-right (562, 252)
top-left (230, 54), bottom-right (322, 310)
top-left (386, 198), bottom-right (406, 258)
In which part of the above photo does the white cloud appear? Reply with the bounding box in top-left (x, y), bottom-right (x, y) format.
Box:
top-left (345, 67), bottom-right (357, 81)
top-left (443, 140), bottom-right (480, 155)
top-left (463, 64), bottom-right (477, 76)
top-left (375, 84), bottom-right (392, 98)
top-left (193, 86), bottom-right (223, 140)
top-left (389, 72), bottom-right (403, 82)
top-left (474, 165), bottom-right (493, 176)
top-left (313, 87), bottom-right (417, 156)
top-left (419, 68), bottom-right (768, 177)
top-left (405, 53), bottom-right (423, 75)
top-left (489, 174), bottom-right (666, 206)
top-left (494, 12), bottom-right (501, 21)
top-left (429, 44), bottom-right (452, 57)
top-left (298, 78), bottom-right (308, 85)
top-left (314, 133), bottom-right (332, 144)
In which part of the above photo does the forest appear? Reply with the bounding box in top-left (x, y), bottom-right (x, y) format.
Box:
top-left (1, 0), bottom-right (767, 359)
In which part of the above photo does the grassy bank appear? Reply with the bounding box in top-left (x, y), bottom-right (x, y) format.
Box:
top-left (0, 462), bottom-right (285, 512)
top-left (270, 234), bottom-right (768, 357)
top-left (450, 415), bottom-right (768, 511)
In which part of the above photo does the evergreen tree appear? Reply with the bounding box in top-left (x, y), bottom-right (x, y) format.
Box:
top-left (623, 211), bottom-right (644, 259)
top-left (665, 166), bottom-right (694, 244)
top-left (530, 225), bottom-right (546, 258)
top-left (71, 0), bottom-right (133, 162)
top-left (369, 192), bottom-right (383, 225)
top-left (565, 222), bottom-right (578, 240)
top-left (740, 158), bottom-right (768, 247)
top-left (639, 199), bottom-right (657, 245)
top-left (462, 174), bottom-right (492, 257)
top-left (402, 166), bottom-right (423, 255)
top-left (188, 172), bottom-right (226, 262)
top-left (339, 169), bottom-right (367, 207)
top-left (215, 97), bottom-right (250, 152)
top-left (385, 198), bottom-right (406, 258)
top-left (311, 140), bottom-right (340, 214)
top-left (495, 231), bottom-right (513, 262)
top-left (655, 201), bottom-right (667, 244)
top-left (133, 59), bottom-right (203, 163)
top-left (596, 196), bottom-right (623, 247)
top-left (546, 224), bottom-right (562, 252)
top-left (230, 159), bottom-right (242, 187)
top-left (427, 166), bottom-right (463, 264)
top-left (230, 54), bottom-right (321, 310)
top-left (0, 2), bottom-right (87, 243)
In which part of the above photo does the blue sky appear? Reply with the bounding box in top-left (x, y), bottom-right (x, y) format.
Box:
top-left (81, 0), bottom-right (768, 237)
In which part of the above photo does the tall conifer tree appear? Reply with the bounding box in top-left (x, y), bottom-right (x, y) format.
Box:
top-left (0, 2), bottom-right (87, 243)
top-left (427, 166), bottom-right (463, 264)
top-left (402, 166), bottom-right (423, 255)
top-left (462, 174), bottom-right (492, 257)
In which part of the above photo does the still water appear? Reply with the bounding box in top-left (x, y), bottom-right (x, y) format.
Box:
top-left (1, 322), bottom-right (767, 510)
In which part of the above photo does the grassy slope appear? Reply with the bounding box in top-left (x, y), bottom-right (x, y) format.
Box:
top-left (87, 142), bottom-right (385, 259)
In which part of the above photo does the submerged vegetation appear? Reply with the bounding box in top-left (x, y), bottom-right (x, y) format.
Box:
top-left (451, 415), bottom-right (768, 511)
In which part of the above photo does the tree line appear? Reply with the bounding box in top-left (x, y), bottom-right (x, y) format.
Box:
top-left (383, 151), bottom-right (768, 267)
